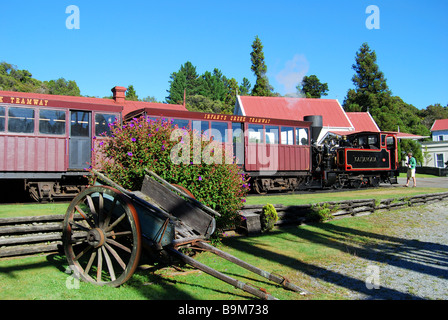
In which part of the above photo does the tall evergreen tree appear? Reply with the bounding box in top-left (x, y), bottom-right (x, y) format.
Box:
top-left (125, 85), bottom-right (138, 101)
top-left (239, 77), bottom-right (251, 96)
top-left (298, 75), bottom-right (329, 98)
top-left (343, 42), bottom-right (391, 112)
top-left (343, 43), bottom-right (429, 138)
top-left (166, 61), bottom-right (205, 104)
top-left (250, 36), bottom-right (275, 96)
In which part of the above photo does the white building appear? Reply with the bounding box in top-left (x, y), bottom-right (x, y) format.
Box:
top-left (420, 119), bottom-right (448, 168)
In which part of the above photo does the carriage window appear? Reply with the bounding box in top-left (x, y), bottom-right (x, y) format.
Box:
top-left (210, 121), bottom-right (228, 143)
top-left (39, 109), bottom-right (66, 135)
top-left (95, 113), bottom-right (117, 137)
top-left (296, 128), bottom-right (309, 145)
top-left (281, 127), bottom-right (294, 145)
top-left (71, 111), bottom-right (90, 137)
top-left (0, 107), bottom-right (5, 131)
top-left (172, 118), bottom-right (190, 129)
top-left (232, 122), bottom-right (243, 143)
top-left (192, 120), bottom-right (209, 137)
top-left (8, 107), bottom-right (35, 133)
top-left (265, 125), bottom-right (279, 144)
top-left (248, 124), bottom-right (263, 143)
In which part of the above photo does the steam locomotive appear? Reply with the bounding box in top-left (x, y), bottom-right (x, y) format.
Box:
top-left (304, 115), bottom-right (399, 191)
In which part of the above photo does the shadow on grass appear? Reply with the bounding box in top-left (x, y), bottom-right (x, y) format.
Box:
top-left (222, 220), bottom-right (448, 300)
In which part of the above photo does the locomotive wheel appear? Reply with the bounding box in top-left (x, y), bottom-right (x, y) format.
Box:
top-left (63, 186), bottom-right (142, 287)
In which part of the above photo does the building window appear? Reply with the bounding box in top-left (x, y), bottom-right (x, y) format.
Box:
top-left (439, 135), bottom-right (444, 141)
top-left (39, 109), bottom-right (66, 135)
top-left (436, 154), bottom-right (444, 168)
top-left (8, 107), bottom-right (35, 133)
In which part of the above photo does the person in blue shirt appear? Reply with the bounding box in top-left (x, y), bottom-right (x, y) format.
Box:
top-left (405, 152), bottom-right (417, 187)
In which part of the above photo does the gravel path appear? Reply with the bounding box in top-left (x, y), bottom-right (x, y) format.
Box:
top-left (316, 201), bottom-right (448, 300)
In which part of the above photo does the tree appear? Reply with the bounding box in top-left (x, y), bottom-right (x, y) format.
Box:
top-left (125, 85), bottom-right (139, 101)
top-left (418, 103), bottom-right (448, 130)
top-left (298, 75), bottom-right (329, 98)
top-left (44, 78), bottom-right (81, 96)
top-left (166, 61), bottom-right (202, 104)
top-left (343, 42), bottom-right (391, 113)
top-left (186, 95), bottom-right (225, 114)
top-left (200, 69), bottom-right (227, 102)
top-left (250, 36), bottom-right (275, 96)
top-left (239, 77), bottom-right (251, 96)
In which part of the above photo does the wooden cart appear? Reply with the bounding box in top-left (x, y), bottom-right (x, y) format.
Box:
top-left (62, 169), bottom-right (308, 300)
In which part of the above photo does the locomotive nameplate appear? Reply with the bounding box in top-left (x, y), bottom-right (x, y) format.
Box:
top-left (345, 149), bottom-right (390, 170)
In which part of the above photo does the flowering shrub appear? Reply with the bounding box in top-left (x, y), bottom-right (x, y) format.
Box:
top-left (93, 116), bottom-right (250, 232)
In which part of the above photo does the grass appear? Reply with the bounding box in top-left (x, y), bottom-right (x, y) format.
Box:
top-left (0, 180), bottom-right (447, 300)
top-left (0, 203), bottom-right (69, 218)
top-left (245, 187), bottom-right (448, 206)
top-left (0, 203), bottom-right (437, 300)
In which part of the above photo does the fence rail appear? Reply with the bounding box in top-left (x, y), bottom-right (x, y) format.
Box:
top-left (240, 191), bottom-right (448, 234)
top-left (0, 214), bottom-right (83, 258)
top-left (2, 192), bottom-right (448, 258)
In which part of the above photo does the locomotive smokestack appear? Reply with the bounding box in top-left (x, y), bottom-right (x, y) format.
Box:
top-left (304, 115), bottom-right (323, 143)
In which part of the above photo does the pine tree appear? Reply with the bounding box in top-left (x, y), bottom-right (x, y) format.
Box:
top-left (239, 77), bottom-right (251, 96)
top-left (166, 61), bottom-right (201, 104)
top-left (250, 36), bottom-right (275, 96)
top-left (125, 85), bottom-right (138, 101)
top-left (343, 43), bottom-right (391, 112)
top-left (298, 75), bottom-right (329, 98)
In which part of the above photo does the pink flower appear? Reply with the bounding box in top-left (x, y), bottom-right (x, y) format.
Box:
top-left (127, 152), bottom-right (133, 157)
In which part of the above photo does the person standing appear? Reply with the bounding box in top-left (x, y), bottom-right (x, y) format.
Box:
top-left (405, 152), bottom-right (417, 187)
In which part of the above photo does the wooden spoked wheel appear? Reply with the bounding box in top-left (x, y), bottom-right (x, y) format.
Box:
top-left (63, 186), bottom-right (142, 287)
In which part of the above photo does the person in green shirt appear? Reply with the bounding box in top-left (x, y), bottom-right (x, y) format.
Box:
top-left (405, 152), bottom-right (417, 187)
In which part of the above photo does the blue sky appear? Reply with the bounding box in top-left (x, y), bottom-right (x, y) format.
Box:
top-left (1, 0), bottom-right (447, 109)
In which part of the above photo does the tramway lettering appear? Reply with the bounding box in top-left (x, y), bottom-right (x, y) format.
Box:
top-left (0, 96), bottom-right (49, 106)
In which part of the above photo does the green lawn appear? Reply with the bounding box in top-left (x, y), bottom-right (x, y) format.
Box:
top-left (245, 187), bottom-right (448, 206)
top-left (1, 184), bottom-right (447, 300)
top-left (0, 203), bottom-right (440, 300)
top-left (0, 211), bottom-right (382, 300)
top-left (0, 203), bottom-right (69, 218)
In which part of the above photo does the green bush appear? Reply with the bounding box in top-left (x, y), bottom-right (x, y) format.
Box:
top-left (260, 203), bottom-right (278, 232)
top-left (92, 116), bottom-right (250, 232)
top-left (308, 203), bottom-right (335, 222)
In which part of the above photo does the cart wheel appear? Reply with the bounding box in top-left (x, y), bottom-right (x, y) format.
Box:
top-left (63, 186), bottom-right (141, 287)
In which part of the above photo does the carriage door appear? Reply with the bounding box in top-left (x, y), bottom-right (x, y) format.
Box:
top-left (69, 111), bottom-right (91, 169)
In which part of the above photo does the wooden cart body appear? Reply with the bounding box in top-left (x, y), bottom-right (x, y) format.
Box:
top-left (62, 170), bottom-right (308, 300)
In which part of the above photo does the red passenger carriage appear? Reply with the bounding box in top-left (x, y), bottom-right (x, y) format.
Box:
top-left (125, 107), bottom-right (313, 193)
top-left (0, 91), bottom-right (122, 201)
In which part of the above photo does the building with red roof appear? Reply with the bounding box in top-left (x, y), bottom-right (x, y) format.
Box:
top-left (420, 118), bottom-right (448, 168)
top-left (234, 95), bottom-right (380, 143)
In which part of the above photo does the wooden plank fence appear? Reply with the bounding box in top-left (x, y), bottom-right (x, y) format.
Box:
top-left (0, 214), bottom-right (84, 258)
top-left (240, 191), bottom-right (448, 234)
top-left (1, 192), bottom-right (448, 257)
